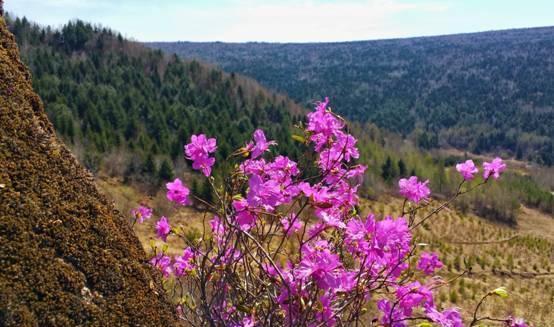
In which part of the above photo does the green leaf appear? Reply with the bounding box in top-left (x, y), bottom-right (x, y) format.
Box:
top-left (491, 287), bottom-right (508, 298)
top-left (291, 134), bottom-right (306, 143)
top-left (416, 323), bottom-right (433, 327)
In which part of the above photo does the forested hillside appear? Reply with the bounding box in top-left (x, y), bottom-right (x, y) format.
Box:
top-left (7, 16), bottom-right (304, 187)
top-left (7, 15), bottom-right (553, 223)
top-left (150, 27), bottom-right (554, 165)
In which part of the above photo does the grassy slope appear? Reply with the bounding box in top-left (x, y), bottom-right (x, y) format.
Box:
top-left (363, 197), bottom-right (553, 325)
top-left (98, 177), bottom-right (554, 325)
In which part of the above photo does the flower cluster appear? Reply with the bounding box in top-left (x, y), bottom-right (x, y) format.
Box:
top-left (398, 176), bottom-right (430, 203)
top-left (483, 157), bottom-right (507, 180)
top-left (185, 134), bottom-right (217, 176)
top-left (166, 178), bottom-right (190, 205)
top-left (244, 129), bottom-right (277, 159)
top-left (417, 252), bottom-right (444, 275)
top-left (455, 158), bottom-right (506, 182)
top-left (131, 205), bottom-right (152, 223)
top-left (155, 216), bottom-right (171, 241)
top-left (139, 99), bottom-right (526, 327)
top-left (456, 159), bottom-right (478, 181)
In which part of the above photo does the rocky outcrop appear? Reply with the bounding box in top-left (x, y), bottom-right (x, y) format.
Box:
top-left (0, 15), bottom-right (178, 326)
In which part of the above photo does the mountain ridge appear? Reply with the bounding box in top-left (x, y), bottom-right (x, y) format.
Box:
top-left (151, 25), bottom-right (554, 45)
top-left (149, 25), bottom-right (554, 166)
top-left (8, 15), bottom-right (553, 223)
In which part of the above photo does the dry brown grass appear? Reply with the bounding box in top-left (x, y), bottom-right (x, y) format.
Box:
top-left (362, 196), bottom-right (554, 326)
top-left (98, 178), bottom-right (554, 326)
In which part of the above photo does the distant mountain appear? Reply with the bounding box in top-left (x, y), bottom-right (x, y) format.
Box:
top-left (149, 27), bottom-right (554, 165)
top-left (6, 14), bottom-right (552, 221)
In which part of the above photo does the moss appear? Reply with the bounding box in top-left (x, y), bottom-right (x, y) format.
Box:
top-left (0, 17), bottom-right (179, 326)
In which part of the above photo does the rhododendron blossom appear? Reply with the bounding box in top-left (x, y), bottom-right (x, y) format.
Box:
top-left (150, 253), bottom-right (172, 277)
top-left (426, 307), bottom-right (464, 327)
top-left (456, 159), bottom-right (478, 181)
top-left (185, 134), bottom-right (217, 176)
top-left (399, 176), bottom-right (431, 203)
top-left (138, 98), bottom-right (522, 327)
top-left (131, 205), bottom-right (152, 223)
top-left (417, 251), bottom-right (444, 275)
top-left (483, 157), bottom-right (506, 180)
top-left (155, 216), bottom-right (171, 241)
top-left (166, 178), bottom-right (190, 205)
top-left (246, 129), bottom-right (276, 159)
top-left (210, 215), bottom-right (225, 243)
top-left (281, 214), bottom-right (303, 236)
top-left (173, 247), bottom-right (196, 276)
top-left (507, 316), bottom-right (529, 327)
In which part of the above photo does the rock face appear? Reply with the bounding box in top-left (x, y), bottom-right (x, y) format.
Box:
top-left (0, 16), bottom-right (178, 326)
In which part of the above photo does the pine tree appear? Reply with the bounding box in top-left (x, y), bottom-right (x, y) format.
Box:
top-left (398, 159), bottom-right (406, 177)
top-left (142, 154), bottom-right (156, 175)
top-left (157, 159), bottom-right (173, 181)
top-left (381, 156), bottom-right (393, 181)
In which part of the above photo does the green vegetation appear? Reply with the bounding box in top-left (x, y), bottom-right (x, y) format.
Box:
top-left (150, 27), bottom-right (554, 165)
top-left (7, 16), bottom-right (304, 185)
top-left (7, 15), bottom-right (552, 223)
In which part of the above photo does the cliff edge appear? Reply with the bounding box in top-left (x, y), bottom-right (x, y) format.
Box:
top-left (0, 14), bottom-right (178, 326)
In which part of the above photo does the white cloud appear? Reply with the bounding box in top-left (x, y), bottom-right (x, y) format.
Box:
top-left (5, 0), bottom-right (450, 42)
top-left (144, 0), bottom-right (450, 42)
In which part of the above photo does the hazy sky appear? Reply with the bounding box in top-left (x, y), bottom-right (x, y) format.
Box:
top-left (5, 0), bottom-right (554, 42)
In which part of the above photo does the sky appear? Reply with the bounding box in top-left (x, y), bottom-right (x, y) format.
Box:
top-left (5, 0), bottom-right (554, 43)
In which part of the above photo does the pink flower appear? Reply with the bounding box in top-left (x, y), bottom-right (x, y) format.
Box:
top-left (377, 299), bottom-right (405, 326)
top-left (131, 205), bottom-right (152, 223)
top-left (210, 216), bottom-right (225, 243)
top-left (239, 316), bottom-right (255, 327)
top-left (185, 134), bottom-right (217, 158)
top-left (294, 241), bottom-right (346, 291)
top-left (417, 252), bottom-right (443, 275)
top-left (174, 247), bottom-right (196, 276)
top-left (155, 216), bottom-right (171, 241)
top-left (166, 178), bottom-right (190, 205)
top-left (185, 134), bottom-right (217, 176)
top-left (246, 174), bottom-right (283, 211)
top-left (395, 281), bottom-right (434, 316)
top-left (367, 216), bottom-right (412, 275)
top-left (193, 156), bottom-right (216, 177)
top-left (456, 160), bottom-right (478, 181)
top-left (150, 253), bottom-right (172, 277)
top-left (236, 210), bottom-right (257, 231)
top-left (398, 176), bottom-right (431, 203)
top-left (306, 98), bottom-right (344, 151)
top-left (315, 294), bottom-right (336, 326)
top-left (246, 129), bottom-right (276, 159)
top-left (232, 199), bottom-right (257, 230)
top-left (319, 211), bottom-right (346, 229)
top-left (281, 214), bottom-right (303, 236)
top-left (332, 132), bottom-right (359, 162)
top-left (425, 307), bottom-right (463, 327)
top-left (483, 157), bottom-right (506, 180)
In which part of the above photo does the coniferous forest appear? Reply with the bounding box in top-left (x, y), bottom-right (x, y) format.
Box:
top-left (150, 27), bottom-right (554, 165)
top-left (7, 15), bottom-right (553, 224)
top-left (7, 16), bottom-right (305, 185)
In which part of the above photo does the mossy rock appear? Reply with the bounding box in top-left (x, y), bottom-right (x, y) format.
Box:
top-left (0, 15), bottom-right (179, 326)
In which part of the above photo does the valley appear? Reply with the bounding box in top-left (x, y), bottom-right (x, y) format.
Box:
top-left (3, 10), bottom-right (553, 326)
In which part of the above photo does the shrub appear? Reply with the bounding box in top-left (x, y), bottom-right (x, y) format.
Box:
top-left (134, 99), bottom-right (526, 326)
